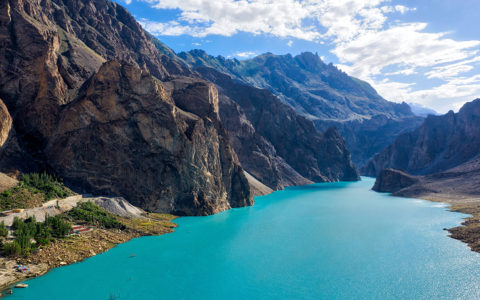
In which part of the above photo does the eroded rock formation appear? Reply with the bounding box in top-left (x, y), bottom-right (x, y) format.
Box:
top-left (363, 99), bottom-right (480, 176)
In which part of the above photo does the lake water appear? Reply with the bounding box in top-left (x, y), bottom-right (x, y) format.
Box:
top-left (7, 177), bottom-right (480, 299)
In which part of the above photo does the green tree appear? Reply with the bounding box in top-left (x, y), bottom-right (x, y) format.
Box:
top-left (45, 215), bottom-right (71, 238)
top-left (68, 202), bottom-right (126, 229)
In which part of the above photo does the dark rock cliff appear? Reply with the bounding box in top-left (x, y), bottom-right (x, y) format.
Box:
top-left (193, 66), bottom-right (360, 189)
top-left (179, 50), bottom-right (423, 166)
top-left (0, 0), bottom-right (252, 215)
top-left (363, 99), bottom-right (480, 176)
top-left (372, 158), bottom-right (480, 200)
top-left (372, 169), bottom-right (420, 193)
top-left (0, 99), bottom-right (11, 148)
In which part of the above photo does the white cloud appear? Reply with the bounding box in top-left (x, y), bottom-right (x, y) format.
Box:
top-left (141, 0), bottom-right (319, 40)
top-left (394, 5), bottom-right (416, 14)
top-left (319, 4), bottom-right (480, 112)
top-left (235, 51), bottom-right (257, 58)
top-left (137, 0), bottom-right (480, 112)
top-left (407, 75), bottom-right (480, 112)
top-left (372, 79), bottom-right (416, 103)
top-left (124, 0), bottom-right (132, 4)
top-left (425, 56), bottom-right (480, 79)
top-left (385, 68), bottom-right (417, 76)
top-left (287, 40), bottom-right (293, 47)
top-left (331, 22), bottom-right (480, 79)
top-left (139, 19), bottom-right (195, 36)
top-left (366, 75), bottom-right (480, 113)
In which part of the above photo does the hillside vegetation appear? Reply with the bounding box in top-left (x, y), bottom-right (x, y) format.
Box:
top-left (0, 173), bottom-right (74, 211)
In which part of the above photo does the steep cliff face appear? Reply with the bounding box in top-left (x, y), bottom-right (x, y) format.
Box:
top-left (372, 169), bottom-right (420, 193)
top-left (0, 0), bottom-right (189, 152)
top-left (179, 50), bottom-right (423, 165)
top-left (194, 66), bottom-right (359, 189)
top-left (363, 99), bottom-right (480, 176)
top-left (0, 0), bottom-right (252, 215)
top-left (46, 62), bottom-right (251, 215)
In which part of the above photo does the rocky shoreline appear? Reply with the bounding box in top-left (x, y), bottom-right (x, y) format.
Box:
top-left (417, 194), bottom-right (480, 253)
top-left (0, 213), bottom-right (177, 294)
top-left (372, 163), bottom-right (480, 253)
top-left (372, 169), bottom-right (480, 254)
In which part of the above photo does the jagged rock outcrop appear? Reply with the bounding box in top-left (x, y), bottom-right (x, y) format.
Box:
top-left (243, 171), bottom-right (273, 196)
top-left (0, 99), bottom-right (11, 147)
top-left (193, 66), bottom-right (359, 189)
top-left (179, 50), bottom-right (423, 165)
top-left (372, 169), bottom-right (420, 193)
top-left (363, 99), bottom-right (480, 176)
top-left (0, 0), bottom-right (190, 156)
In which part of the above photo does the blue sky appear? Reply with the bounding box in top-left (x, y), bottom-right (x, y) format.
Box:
top-left (114, 0), bottom-right (480, 113)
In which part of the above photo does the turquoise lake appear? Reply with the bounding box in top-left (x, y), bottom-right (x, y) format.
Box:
top-left (7, 177), bottom-right (480, 299)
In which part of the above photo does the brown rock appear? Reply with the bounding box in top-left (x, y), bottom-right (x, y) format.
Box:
top-left (46, 61), bottom-right (252, 215)
top-left (0, 99), bottom-right (11, 147)
top-left (0, 0), bottom-right (251, 215)
top-left (372, 168), bottom-right (420, 193)
top-left (196, 67), bottom-right (359, 189)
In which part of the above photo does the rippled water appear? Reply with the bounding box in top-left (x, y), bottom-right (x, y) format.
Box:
top-left (7, 177), bottom-right (480, 299)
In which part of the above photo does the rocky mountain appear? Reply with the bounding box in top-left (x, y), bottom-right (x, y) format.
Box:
top-left (363, 99), bottom-right (480, 176)
top-left (372, 159), bottom-right (480, 204)
top-left (179, 50), bottom-right (423, 165)
top-left (0, 0), bottom-right (359, 214)
top-left (369, 99), bottom-right (480, 253)
top-left (46, 61), bottom-right (253, 215)
top-left (196, 66), bottom-right (359, 189)
top-left (0, 0), bottom-right (252, 215)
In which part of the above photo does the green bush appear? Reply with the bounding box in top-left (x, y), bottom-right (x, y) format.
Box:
top-left (68, 202), bottom-right (126, 230)
top-left (12, 216), bottom-right (25, 231)
top-left (0, 221), bottom-right (8, 237)
top-left (0, 172), bottom-right (74, 211)
top-left (3, 241), bottom-right (22, 256)
top-left (45, 215), bottom-right (72, 238)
